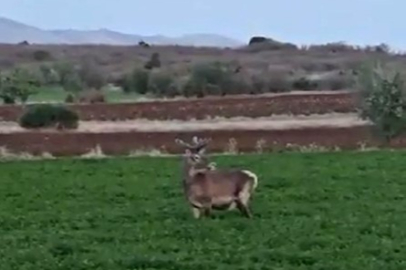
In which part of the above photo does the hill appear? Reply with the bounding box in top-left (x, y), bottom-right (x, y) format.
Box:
top-left (0, 17), bottom-right (243, 47)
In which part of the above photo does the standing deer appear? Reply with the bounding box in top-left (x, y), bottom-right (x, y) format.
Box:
top-left (175, 136), bottom-right (259, 219)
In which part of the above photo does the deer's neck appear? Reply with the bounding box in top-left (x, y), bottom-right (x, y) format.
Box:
top-left (181, 158), bottom-right (193, 182)
top-left (181, 156), bottom-right (210, 183)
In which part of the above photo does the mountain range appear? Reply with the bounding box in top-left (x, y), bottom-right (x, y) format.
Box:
top-left (0, 17), bottom-right (244, 47)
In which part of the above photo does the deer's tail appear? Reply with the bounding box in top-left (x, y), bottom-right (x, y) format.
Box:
top-left (241, 170), bottom-right (258, 190)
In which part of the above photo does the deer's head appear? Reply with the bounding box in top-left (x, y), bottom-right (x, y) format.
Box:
top-left (175, 136), bottom-right (212, 167)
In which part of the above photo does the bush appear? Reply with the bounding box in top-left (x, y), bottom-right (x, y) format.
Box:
top-left (52, 61), bottom-right (83, 93)
top-left (32, 50), bottom-right (52, 61)
top-left (65, 93), bottom-right (75, 103)
top-left (19, 104), bottom-right (79, 130)
top-left (182, 62), bottom-right (237, 97)
top-left (322, 75), bottom-right (353, 91)
top-left (77, 59), bottom-right (106, 90)
top-left (38, 65), bottom-right (60, 86)
top-left (123, 69), bottom-right (150, 94)
top-left (148, 72), bottom-right (179, 97)
top-left (63, 72), bottom-right (83, 94)
top-left (0, 68), bottom-right (41, 104)
top-left (144, 53), bottom-right (161, 70)
top-left (292, 77), bottom-right (318, 91)
top-left (355, 60), bottom-right (406, 144)
top-left (77, 89), bottom-right (106, 104)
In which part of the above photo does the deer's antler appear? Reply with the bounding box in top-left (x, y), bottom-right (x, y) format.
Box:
top-left (175, 136), bottom-right (211, 150)
top-left (175, 138), bottom-right (193, 148)
top-left (192, 136), bottom-right (211, 149)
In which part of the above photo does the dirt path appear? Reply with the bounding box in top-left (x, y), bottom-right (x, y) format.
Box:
top-left (0, 113), bottom-right (368, 133)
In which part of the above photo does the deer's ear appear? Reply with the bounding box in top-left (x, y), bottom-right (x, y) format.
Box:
top-left (175, 138), bottom-right (183, 145)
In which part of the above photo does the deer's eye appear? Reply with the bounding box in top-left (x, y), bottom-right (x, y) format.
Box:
top-left (191, 154), bottom-right (200, 162)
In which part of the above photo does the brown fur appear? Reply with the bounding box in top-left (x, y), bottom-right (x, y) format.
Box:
top-left (176, 136), bottom-right (258, 219)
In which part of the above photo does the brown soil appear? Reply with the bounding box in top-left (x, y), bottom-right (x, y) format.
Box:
top-left (0, 91), bottom-right (355, 121)
top-left (0, 126), bottom-right (399, 157)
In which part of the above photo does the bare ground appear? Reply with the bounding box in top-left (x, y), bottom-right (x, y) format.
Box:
top-left (0, 113), bottom-right (368, 133)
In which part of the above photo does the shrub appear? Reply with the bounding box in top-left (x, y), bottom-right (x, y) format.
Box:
top-left (267, 74), bottom-right (293, 93)
top-left (182, 62), bottom-right (237, 97)
top-left (308, 42), bottom-right (357, 53)
top-left (0, 59), bottom-right (15, 69)
top-left (63, 72), bottom-right (83, 95)
top-left (123, 69), bottom-right (150, 94)
top-left (77, 59), bottom-right (106, 90)
top-left (292, 77), bottom-right (318, 91)
top-left (39, 64), bottom-right (60, 86)
top-left (65, 93), bottom-right (75, 103)
top-left (19, 104), bottom-right (79, 130)
top-left (52, 61), bottom-right (75, 83)
top-left (247, 41), bottom-right (297, 52)
top-left (247, 76), bottom-right (266, 94)
top-left (355, 60), bottom-right (406, 144)
top-left (52, 61), bottom-right (83, 93)
top-left (322, 75), bottom-right (353, 90)
top-left (0, 68), bottom-right (41, 104)
top-left (0, 73), bottom-right (15, 104)
top-left (32, 50), bottom-right (52, 61)
top-left (148, 72), bottom-right (179, 97)
top-left (144, 53), bottom-right (161, 70)
top-left (77, 89), bottom-right (106, 104)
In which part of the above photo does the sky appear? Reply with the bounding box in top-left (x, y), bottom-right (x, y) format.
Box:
top-left (1, 0), bottom-right (405, 49)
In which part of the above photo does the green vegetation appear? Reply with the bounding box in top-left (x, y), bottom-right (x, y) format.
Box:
top-left (144, 52), bottom-right (161, 70)
top-left (0, 68), bottom-right (41, 104)
top-left (1, 39), bottom-right (369, 104)
top-left (0, 39), bottom-right (398, 102)
top-left (355, 60), bottom-right (406, 144)
top-left (1, 151), bottom-right (405, 269)
top-left (7, 86), bottom-right (141, 104)
top-left (19, 104), bottom-right (79, 129)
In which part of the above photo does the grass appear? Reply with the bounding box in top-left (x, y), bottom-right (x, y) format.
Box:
top-left (1, 151), bottom-right (406, 269)
top-left (26, 86), bottom-right (142, 104)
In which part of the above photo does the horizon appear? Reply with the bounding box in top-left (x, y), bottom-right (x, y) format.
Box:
top-left (1, 0), bottom-right (404, 49)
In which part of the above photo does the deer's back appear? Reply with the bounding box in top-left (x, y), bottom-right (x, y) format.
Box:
top-left (188, 169), bottom-right (251, 198)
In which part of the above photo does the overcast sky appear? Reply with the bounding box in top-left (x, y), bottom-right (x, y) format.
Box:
top-left (1, 0), bottom-right (404, 49)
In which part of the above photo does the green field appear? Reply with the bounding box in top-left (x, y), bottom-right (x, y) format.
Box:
top-left (25, 86), bottom-right (142, 104)
top-left (1, 151), bottom-right (406, 269)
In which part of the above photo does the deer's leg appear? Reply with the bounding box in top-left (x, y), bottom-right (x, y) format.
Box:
top-left (191, 207), bottom-right (202, 219)
top-left (203, 206), bottom-right (212, 217)
top-left (236, 200), bottom-right (252, 218)
top-left (236, 184), bottom-right (253, 218)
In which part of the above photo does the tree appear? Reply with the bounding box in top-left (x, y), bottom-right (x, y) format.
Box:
top-left (144, 53), bottom-right (161, 70)
top-left (355, 60), bottom-right (406, 145)
top-left (0, 68), bottom-right (40, 104)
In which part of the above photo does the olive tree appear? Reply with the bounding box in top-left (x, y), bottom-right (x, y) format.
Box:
top-left (355, 60), bottom-right (406, 144)
top-left (0, 68), bottom-right (40, 104)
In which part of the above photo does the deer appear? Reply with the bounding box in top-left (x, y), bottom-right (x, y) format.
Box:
top-left (175, 136), bottom-right (259, 219)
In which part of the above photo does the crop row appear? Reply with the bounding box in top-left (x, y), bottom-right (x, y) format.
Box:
top-left (0, 92), bottom-right (355, 121)
top-left (1, 125), bottom-right (402, 157)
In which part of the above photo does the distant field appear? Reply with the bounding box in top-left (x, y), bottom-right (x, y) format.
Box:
top-left (1, 151), bottom-right (405, 269)
top-left (0, 43), bottom-right (401, 97)
top-left (26, 86), bottom-right (142, 104)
